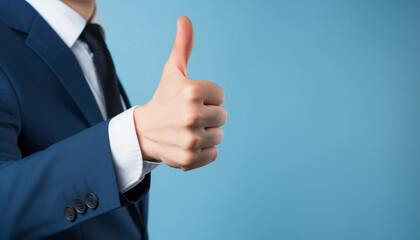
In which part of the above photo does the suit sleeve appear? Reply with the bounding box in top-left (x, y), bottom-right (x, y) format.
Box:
top-left (0, 66), bottom-right (148, 239)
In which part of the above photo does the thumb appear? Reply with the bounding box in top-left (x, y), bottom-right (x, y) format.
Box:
top-left (167, 16), bottom-right (194, 77)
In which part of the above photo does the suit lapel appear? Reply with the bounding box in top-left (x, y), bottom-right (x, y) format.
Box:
top-left (25, 14), bottom-right (104, 126)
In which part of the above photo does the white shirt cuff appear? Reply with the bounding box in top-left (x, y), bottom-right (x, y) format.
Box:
top-left (108, 106), bottom-right (161, 193)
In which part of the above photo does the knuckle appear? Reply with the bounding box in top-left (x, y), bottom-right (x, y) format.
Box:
top-left (184, 84), bottom-right (202, 101)
top-left (220, 107), bottom-right (228, 125)
top-left (180, 150), bottom-right (196, 166)
top-left (216, 128), bottom-right (224, 145)
top-left (184, 111), bottom-right (201, 127)
top-left (212, 147), bottom-right (219, 161)
top-left (184, 131), bottom-right (198, 149)
top-left (219, 88), bottom-right (225, 104)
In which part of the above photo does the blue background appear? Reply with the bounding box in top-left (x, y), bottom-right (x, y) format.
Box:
top-left (99, 0), bottom-right (420, 239)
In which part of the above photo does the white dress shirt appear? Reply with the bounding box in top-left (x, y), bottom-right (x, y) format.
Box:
top-left (26, 0), bottom-right (161, 193)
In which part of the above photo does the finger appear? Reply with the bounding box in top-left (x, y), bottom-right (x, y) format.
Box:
top-left (195, 80), bottom-right (225, 105)
top-left (197, 127), bottom-right (223, 148)
top-left (182, 146), bottom-right (218, 171)
top-left (202, 105), bottom-right (227, 127)
top-left (167, 16), bottom-right (194, 77)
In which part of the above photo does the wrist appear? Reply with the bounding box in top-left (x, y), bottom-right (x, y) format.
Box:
top-left (133, 105), bottom-right (160, 161)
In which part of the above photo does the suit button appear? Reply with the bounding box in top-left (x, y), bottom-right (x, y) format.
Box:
top-left (85, 192), bottom-right (99, 209)
top-left (64, 205), bottom-right (76, 222)
top-left (74, 198), bottom-right (87, 214)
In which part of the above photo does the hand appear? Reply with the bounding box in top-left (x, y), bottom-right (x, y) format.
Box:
top-left (134, 16), bottom-right (227, 171)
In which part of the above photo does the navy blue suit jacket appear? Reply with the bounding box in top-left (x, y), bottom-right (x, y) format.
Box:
top-left (0, 0), bottom-right (151, 239)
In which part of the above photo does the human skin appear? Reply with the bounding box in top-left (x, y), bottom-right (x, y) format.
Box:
top-left (62, 0), bottom-right (96, 21)
top-left (61, 1), bottom-right (227, 171)
top-left (134, 17), bottom-right (227, 171)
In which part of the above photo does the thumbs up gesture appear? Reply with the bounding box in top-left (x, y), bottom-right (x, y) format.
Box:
top-left (134, 17), bottom-right (227, 171)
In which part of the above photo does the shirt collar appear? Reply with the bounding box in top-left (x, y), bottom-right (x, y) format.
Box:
top-left (26, 0), bottom-right (105, 48)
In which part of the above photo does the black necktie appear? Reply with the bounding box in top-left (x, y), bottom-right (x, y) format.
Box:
top-left (79, 23), bottom-right (124, 119)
